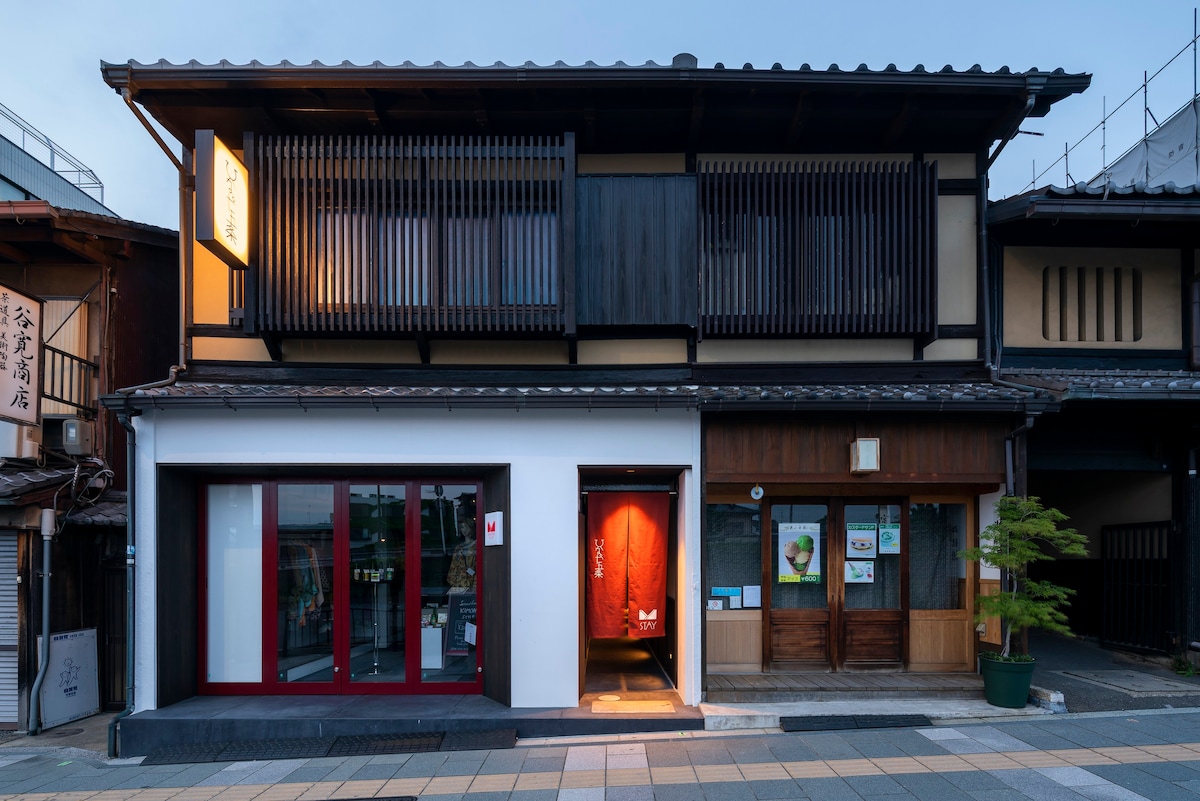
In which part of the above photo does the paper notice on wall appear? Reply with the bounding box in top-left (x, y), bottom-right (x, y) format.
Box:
top-left (742, 585), bottom-right (761, 607)
top-left (879, 523), bottom-right (900, 554)
top-left (846, 523), bottom-right (878, 558)
top-left (845, 561), bottom-right (875, 583)
top-left (464, 621), bottom-right (477, 646)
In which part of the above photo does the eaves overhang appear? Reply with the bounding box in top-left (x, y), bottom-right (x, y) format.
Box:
top-left (101, 381), bottom-right (1058, 415)
top-left (1002, 369), bottom-right (1200, 402)
top-left (989, 183), bottom-right (1200, 225)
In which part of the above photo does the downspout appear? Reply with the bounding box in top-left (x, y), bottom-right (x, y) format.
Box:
top-left (107, 409), bottom-right (136, 758)
top-left (27, 508), bottom-right (57, 735)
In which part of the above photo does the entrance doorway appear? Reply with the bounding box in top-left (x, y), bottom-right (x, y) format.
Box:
top-left (581, 489), bottom-right (677, 696)
top-left (766, 499), bottom-right (905, 670)
top-left (202, 479), bottom-right (482, 694)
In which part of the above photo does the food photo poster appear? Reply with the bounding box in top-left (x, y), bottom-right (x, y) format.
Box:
top-left (779, 522), bottom-right (821, 583)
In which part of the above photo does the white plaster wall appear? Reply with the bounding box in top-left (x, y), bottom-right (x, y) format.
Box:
top-left (977, 486), bottom-right (1005, 580)
top-left (133, 406), bottom-right (700, 710)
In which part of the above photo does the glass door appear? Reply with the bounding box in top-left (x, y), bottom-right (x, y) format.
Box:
top-left (839, 502), bottom-right (905, 668)
top-left (275, 484), bottom-right (337, 685)
top-left (767, 503), bottom-right (830, 668)
top-left (418, 484), bottom-right (480, 685)
top-left (348, 485), bottom-right (407, 684)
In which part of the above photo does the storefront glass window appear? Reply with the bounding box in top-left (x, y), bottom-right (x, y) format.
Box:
top-left (349, 485), bottom-right (406, 683)
top-left (704, 504), bottom-right (760, 605)
top-left (844, 504), bottom-right (902, 610)
top-left (909, 503), bottom-right (967, 610)
top-left (420, 484), bottom-right (478, 683)
top-left (205, 484), bottom-right (262, 682)
top-left (276, 484), bottom-right (335, 683)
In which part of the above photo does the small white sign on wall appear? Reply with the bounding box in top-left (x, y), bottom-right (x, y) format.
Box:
top-left (484, 511), bottom-right (503, 546)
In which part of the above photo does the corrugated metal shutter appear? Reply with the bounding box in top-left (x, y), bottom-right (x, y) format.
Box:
top-left (0, 535), bottom-right (17, 726)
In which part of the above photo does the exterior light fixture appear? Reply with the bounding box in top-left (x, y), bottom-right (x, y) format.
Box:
top-left (851, 438), bottom-right (880, 474)
top-left (749, 484), bottom-right (764, 500)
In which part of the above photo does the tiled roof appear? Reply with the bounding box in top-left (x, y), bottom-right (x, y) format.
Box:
top-left (66, 491), bottom-right (127, 527)
top-left (110, 380), bottom-right (1054, 411)
top-left (1045, 182), bottom-right (1200, 197)
top-left (0, 467), bottom-right (77, 501)
top-left (110, 56), bottom-right (1079, 79)
top-left (1002, 369), bottom-right (1200, 399)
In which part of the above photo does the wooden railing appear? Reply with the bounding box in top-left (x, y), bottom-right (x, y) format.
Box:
top-left (43, 345), bottom-right (96, 417)
top-left (698, 160), bottom-right (938, 338)
top-left (251, 135), bottom-right (572, 335)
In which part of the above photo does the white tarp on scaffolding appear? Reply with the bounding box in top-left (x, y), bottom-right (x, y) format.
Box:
top-left (1089, 96), bottom-right (1199, 188)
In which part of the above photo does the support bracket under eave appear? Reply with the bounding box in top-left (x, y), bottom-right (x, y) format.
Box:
top-left (261, 334), bottom-right (283, 362)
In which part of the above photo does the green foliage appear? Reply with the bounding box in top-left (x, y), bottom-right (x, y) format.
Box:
top-left (1171, 655), bottom-right (1197, 677)
top-left (958, 495), bottom-right (1088, 656)
top-left (979, 651), bottom-right (1035, 663)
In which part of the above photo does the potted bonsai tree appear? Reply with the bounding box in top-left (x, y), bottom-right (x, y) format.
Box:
top-left (958, 495), bottom-right (1088, 708)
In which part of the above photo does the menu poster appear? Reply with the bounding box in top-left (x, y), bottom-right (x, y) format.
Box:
top-left (846, 523), bottom-right (877, 558)
top-left (879, 523), bottom-right (901, 554)
top-left (845, 561), bottom-right (875, 583)
top-left (778, 522), bottom-right (821, 583)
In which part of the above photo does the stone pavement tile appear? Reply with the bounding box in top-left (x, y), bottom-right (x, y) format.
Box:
top-left (1178, 779), bottom-right (1200, 793)
top-left (506, 790), bottom-right (558, 801)
top-left (870, 756), bottom-right (929, 774)
top-left (330, 778), bottom-right (387, 798)
top-left (528, 746), bottom-right (568, 758)
top-left (800, 734), bottom-right (865, 761)
top-left (236, 759), bottom-right (313, 786)
top-left (765, 741), bottom-right (819, 763)
top-left (940, 768), bottom-right (1009, 791)
top-left (919, 727), bottom-right (971, 741)
top-left (377, 776), bottom-right (430, 796)
top-left (559, 768), bottom-right (604, 789)
top-left (477, 752), bottom-right (526, 775)
top-left (251, 785), bottom-right (311, 801)
top-left (276, 766), bottom-right (338, 784)
top-left (1047, 749), bottom-right (1120, 767)
top-left (1130, 760), bottom-right (1200, 780)
top-left (607, 743), bottom-right (646, 756)
top-left (644, 743), bottom-right (691, 767)
top-left (604, 767), bottom-right (650, 786)
top-left (914, 754), bottom-right (973, 772)
top-left (795, 776), bottom-right (869, 801)
top-left (1139, 745), bottom-right (1200, 760)
top-left (1071, 721), bottom-right (1163, 746)
top-left (1036, 766), bottom-right (1113, 786)
top-left (365, 751), bottom-right (412, 765)
top-left (455, 792), bottom-right (511, 801)
top-left (606, 754), bottom-right (648, 770)
top-left (604, 785), bottom-right (655, 801)
top-left (521, 755), bottom-right (566, 773)
top-left (747, 778), bottom-right (804, 799)
top-left (965, 790), bottom-right (1044, 801)
top-left (693, 764), bottom-right (743, 783)
top-left (512, 771), bottom-right (560, 791)
top-left (314, 755), bottom-right (372, 782)
top-left (421, 774), bottom-right (473, 795)
top-left (698, 780), bottom-right (757, 800)
top-left (556, 787), bottom-right (605, 801)
top-left (563, 745), bottom-right (606, 772)
top-left (1091, 747), bottom-right (1165, 764)
top-left (959, 753), bottom-right (1023, 771)
top-left (990, 767), bottom-right (1103, 801)
top-left (737, 762), bottom-right (790, 781)
top-left (1084, 764), bottom-right (1200, 801)
top-left (345, 762), bottom-right (399, 781)
top-left (434, 757), bottom-right (485, 776)
top-left (964, 726), bottom-right (1039, 752)
top-left (652, 762), bottom-right (700, 781)
top-left (1073, 787), bottom-right (1153, 801)
top-left (829, 758), bottom-right (882, 777)
top-left (466, 772), bottom-right (516, 793)
top-left (891, 772), bottom-right (977, 801)
top-left (688, 747), bottom-right (735, 765)
top-left (938, 738), bottom-right (997, 755)
top-left (727, 742), bottom-right (780, 764)
top-left (650, 784), bottom-right (705, 801)
top-left (394, 751), bottom-right (450, 777)
top-left (1006, 751), bottom-right (1073, 768)
top-left (844, 773), bottom-right (906, 795)
top-left (156, 763), bottom-right (234, 787)
top-left (782, 760), bottom-right (836, 779)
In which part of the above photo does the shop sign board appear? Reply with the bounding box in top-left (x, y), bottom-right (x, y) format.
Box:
top-left (36, 628), bottom-right (99, 729)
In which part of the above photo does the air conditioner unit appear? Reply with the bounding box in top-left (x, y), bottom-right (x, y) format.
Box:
top-left (0, 421), bottom-right (42, 459)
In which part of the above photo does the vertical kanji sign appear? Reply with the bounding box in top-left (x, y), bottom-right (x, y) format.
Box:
top-left (0, 283), bottom-right (41, 426)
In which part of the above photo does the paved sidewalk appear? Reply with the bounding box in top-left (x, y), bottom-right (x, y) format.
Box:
top-left (0, 708), bottom-right (1197, 800)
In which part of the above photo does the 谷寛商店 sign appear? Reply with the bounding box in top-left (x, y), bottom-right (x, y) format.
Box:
top-left (0, 284), bottom-right (41, 426)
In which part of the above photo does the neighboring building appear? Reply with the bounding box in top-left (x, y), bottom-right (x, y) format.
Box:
top-left (0, 103), bottom-right (178, 729)
top-left (99, 55), bottom-right (1088, 731)
top-left (989, 106), bottom-right (1200, 659)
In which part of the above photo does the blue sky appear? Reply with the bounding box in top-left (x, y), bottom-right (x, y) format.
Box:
top-left (2, 0), bottom-right (1197, 229)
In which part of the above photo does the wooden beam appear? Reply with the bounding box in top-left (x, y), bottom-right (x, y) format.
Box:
top-left (49, 231), bottom-right (107, 264)
top-left (687, 90), bottom-right (705, 149)
top-left (785, 94), bottom-right (809, 146)
top-left (0, 241), bottom-right (28, 263)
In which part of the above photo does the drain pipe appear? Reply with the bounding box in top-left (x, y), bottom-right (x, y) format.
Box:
top-left (107, 409), bottom-right (137, 758)
top-left (27, 508), bottom-right (57, 735)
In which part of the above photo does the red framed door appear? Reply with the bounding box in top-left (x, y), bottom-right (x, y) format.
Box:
top-left (202, 478), bottom-right (482, 695)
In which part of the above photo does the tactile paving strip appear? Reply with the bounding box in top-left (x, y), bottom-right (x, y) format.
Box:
top-left (779, 714), bottom-right (931, 732)
top-left (440, 728), bottom-right (518, 752)
top-left (327, 732), bottom-right (445, 756)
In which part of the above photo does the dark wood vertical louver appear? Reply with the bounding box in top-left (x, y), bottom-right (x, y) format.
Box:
top-left (698, 160), bottom-right (937, 338)
top-left (254, 135), bottom-right (570, 335)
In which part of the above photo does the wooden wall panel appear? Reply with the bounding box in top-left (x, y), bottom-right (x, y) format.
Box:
top-left (770, 619), bottom-right (828, 663)
top-left (843, 613), bottom-right (903, 663)
top-left (705, 610), bottom-right (761, 672)
top-left (909, 610), bottom-right (972, 671)
top-left (705, 416), bottom-right (1008, 485)
top-left (978, 579), bottom-right (1002, 647)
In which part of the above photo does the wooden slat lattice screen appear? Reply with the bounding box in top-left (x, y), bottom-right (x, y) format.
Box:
top-left (698, 160), bottom-right (937, 337)
top-left (254, 135), bottom-right (567, 334)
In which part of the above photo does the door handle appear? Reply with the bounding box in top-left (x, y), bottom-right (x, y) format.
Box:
top-left (334, 666), bottom-right (340, 673)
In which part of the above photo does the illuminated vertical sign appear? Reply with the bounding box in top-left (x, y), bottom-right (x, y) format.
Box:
top-left (195, 129), bottom-right (250, 268)
top-left (0, 283), bottom-right (41, 426)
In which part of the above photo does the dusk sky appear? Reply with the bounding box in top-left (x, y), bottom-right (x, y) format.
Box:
top-left (3, 0), bottom-right (1197, 230)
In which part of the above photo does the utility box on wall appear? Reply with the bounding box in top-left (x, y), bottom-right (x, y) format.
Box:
top-left (0, 422), bottom-right (41, 460)
top-left (62, 419), bottom-right (93, 456)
